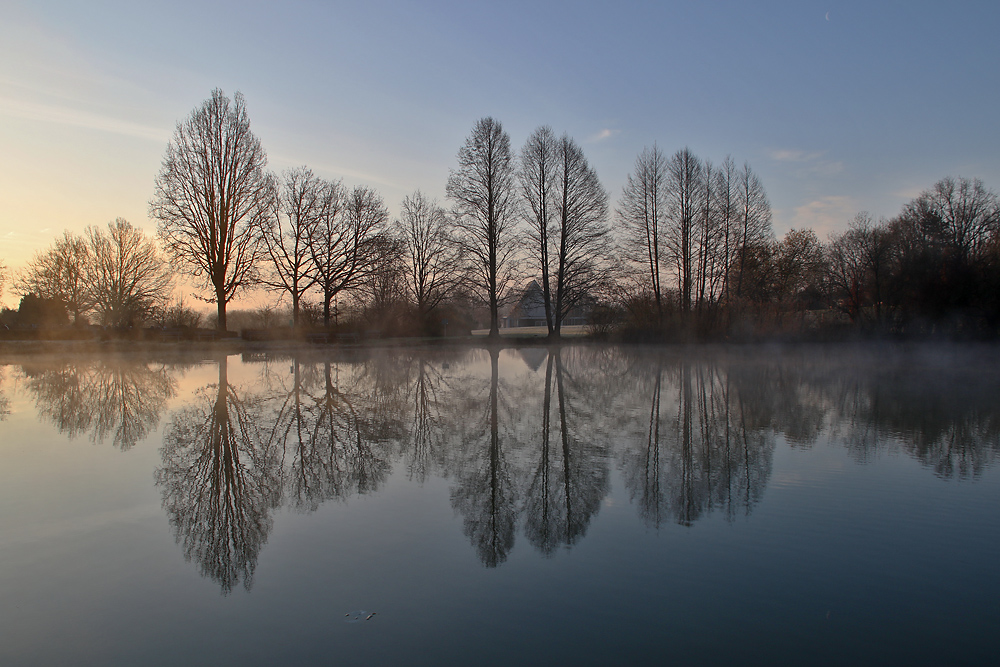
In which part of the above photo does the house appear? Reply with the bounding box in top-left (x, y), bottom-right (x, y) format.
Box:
top-left (500, 280), bottom-right (591, 328)
top-left (501, 281), bottom-right (547, 328)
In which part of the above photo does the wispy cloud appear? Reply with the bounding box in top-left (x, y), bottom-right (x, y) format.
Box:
top-left (0, 97), bottom-right (168, 143)
top-left (588, 128), bottom-right (620, 143)
top-left (891, 185), bottom-right (925, 200)
top-left (769, 149), bottom-right (824, 162)
top-left (790, 195), bottom-right (856, 237)
top-left (768, 148), bottom-right (843, 176)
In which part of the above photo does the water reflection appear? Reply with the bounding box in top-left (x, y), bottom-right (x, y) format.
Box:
top-left (815, 353), bottom-right (1000, 478)
top-left (7, 344), bottom-right (998, 587)
top-left (0, 367), bottom-right (9, 421)
top-left (612, 353), bottom-right (772, 527)
top-left (20, 357), bottom-right (176, 449)
top-left (448, 349), bottom-right (519, 567)
top-left (261, 357), bottom-right (397, 512)
top-left (522, 349), bottom-right (609, 554)
top-left (155, 356), bottom-right (282, 594)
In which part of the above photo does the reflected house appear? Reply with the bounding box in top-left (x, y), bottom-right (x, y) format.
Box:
top-left (500, 281), bottom-right (589, 328)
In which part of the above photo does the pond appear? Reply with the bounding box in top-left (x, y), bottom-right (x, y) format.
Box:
top-left (1, 344), bottom-right (998, 665)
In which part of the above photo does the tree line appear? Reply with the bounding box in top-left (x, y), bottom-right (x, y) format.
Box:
top-left (4, 88), bottom-right (1000, 339)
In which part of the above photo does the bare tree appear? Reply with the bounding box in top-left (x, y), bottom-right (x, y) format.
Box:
top-left (734, 162), bottom-right (773, 300)
top-left (899, 176), bottom-right (1000, 263)
top-left (396, 190), bottom-right (463, 325)
top-left (712, 157), bottom-right (739, 304)
top-left (309, 183), bottom-right (388, 327)
top-left (446, 117), bottom-right (518, 338)
top-left (151, 89), bottom-right (274, 331)
top-left (519, 126), bottom-right (559, 335)
top-left (85, 218), bottom-right (173, 327)
top-left (357, 232), bottom-right (407, 327)
top-left (259, 167), bottom-right (326, 327)
top-left (15, 231), bottom-right (92, 324)
top-left (772, 228), bottom-right (825, 306)
top-left (550, 134), bottom-right (610, 336)
top-left (664, 148), bottom-right (702, 314)
top-left (618, 145), bottom-right (668, 323)
top-left (827, 213), bottom-right (896, 324)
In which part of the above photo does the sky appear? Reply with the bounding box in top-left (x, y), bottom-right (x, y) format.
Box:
top-left (2, 0), bottom-right (999, 307)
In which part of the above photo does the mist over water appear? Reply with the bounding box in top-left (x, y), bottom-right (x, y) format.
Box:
top-left (1, 344), bottom-right (998, 665)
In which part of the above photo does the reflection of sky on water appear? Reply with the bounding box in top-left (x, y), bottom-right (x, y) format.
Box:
top-left (1, 345), bottom-right (999, 664)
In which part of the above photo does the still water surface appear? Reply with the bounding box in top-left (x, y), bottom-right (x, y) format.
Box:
top-left (1, 344), bottom-right (998, 665)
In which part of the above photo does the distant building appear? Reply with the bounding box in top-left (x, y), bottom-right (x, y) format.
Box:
top-left (500, 280), bottom-right (590, 328)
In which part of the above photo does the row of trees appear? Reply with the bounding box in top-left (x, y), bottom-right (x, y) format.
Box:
top-left (824, 178), bottom-right (1000, 331)
top-left (13, 219), bottom-right (172, 327)
top-left (5, 88), bottom-right (1000, 338)
top-left (145, 92), bottom-right (769, 338)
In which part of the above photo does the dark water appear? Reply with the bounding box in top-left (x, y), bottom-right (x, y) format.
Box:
top-left (1, 344), bottom-right (998, 666)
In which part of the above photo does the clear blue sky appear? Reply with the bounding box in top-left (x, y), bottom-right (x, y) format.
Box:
top-left (2, 0), bottom-right (998, 303)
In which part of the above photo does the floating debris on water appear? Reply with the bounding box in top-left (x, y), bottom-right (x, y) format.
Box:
top-left (344, 610), bottom-right (377, 623)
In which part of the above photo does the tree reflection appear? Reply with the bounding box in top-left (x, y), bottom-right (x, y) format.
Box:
top-left (259, 355), bottom-right (398, 512)
top-left (145, 344), bottom-right (1000, 583)
top-left (156, 356), bottom-right (282, 594)
top-left (619, 353), bottom-right (774, 528)
top-left (22, 357), bottom-right (176, 449)
top-left (450, 348), bottom-right (517, 567)
top-left (0, 367), bottom-right (10, 421)
top-left (522, 349), bottom-right (609, 555)
top-left (818, 350), bottom-right (1000, 478)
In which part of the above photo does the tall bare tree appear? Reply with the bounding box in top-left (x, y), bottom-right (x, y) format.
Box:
top-left (712, 157), bottom-right (739, 304)
top-left (15, 231), bottom-right (92, 324)
top-left (519, 126), bottom-right (559, 335)
top-left (396, 190), bottom-right (463, 326)
top-left (151, 89), bottom-right (274, 331)
top-left (309, 183), bottom-right (388, 327)
top-left (550, 134), bottom-right (610, 337)
top-left (85, 218), bottom-right (173, 327)
top-left (618, 145), bottom-right (669, 324)
top-left (665, 148), bottom-right (702, 314)
top-left (446, 117), bottom-right (517, 338)
top-left (734, 161), bottom-right (773, 300)
top-left (260, 167), bottom-right (327, 327)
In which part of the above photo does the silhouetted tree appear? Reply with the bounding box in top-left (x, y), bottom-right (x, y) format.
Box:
top-left (15, 232), bottom-right (92, 324)
top-left (260, 167), bottom-right (327, 327)
top-left (519, 126), bottom-right (559, 335)
top-left (308, 184), bottom-right (388, 327)
top-left (396, 190), bottom-right (464, 329)
top-left (447, 118), bottom-right (518, 338)
top-left (665, 148), bottom-right (702, 314)
top-left (549, 135), bottom-right (611, 336)
top-left (85, 218), bottom-right (173, 327)
top-left (618, 145), bottom-right (669, 324)
top-left (152, 89), bottom-right (274, 331)
top-left (734, 162), bottom-right (773, 300)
